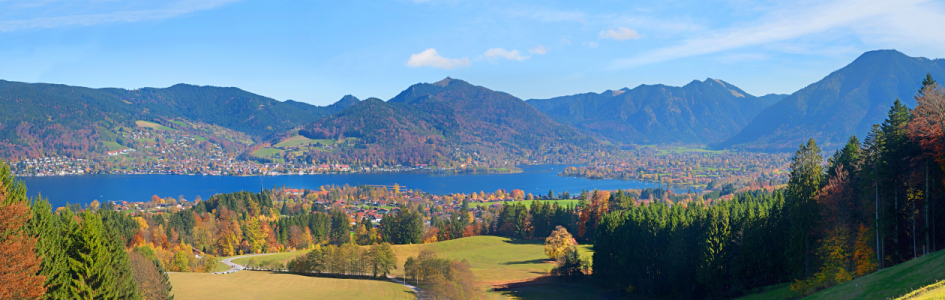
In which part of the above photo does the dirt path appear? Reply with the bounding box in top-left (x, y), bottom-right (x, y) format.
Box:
top-left (212, 253), bottom-right (275, 274)
top-left (388, 275), bottom-right (424, 300)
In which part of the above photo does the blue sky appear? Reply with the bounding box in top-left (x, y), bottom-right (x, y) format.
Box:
top-left (1, 0), bottom-right (943, 105)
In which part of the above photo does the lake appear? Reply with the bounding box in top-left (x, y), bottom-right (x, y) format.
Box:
top-left (20, 165), bottom-right (689, 208)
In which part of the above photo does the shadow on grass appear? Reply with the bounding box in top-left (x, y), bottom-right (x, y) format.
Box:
top-left (255, 270), bottom-right (393, 282)
top-left (501, 238), bottom-right (543, 245)
top-left (502, 259), bottom-right (550, 265)
top-left (493, 278), bottom-right (616, 300)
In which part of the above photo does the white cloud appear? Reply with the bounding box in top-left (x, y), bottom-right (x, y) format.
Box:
top-left (529, 45), bottom-right (548, 55)
top-left (483, 48), bottom-right (529, 61)
top-left (599, 27), bottom-right (642, 41)
top-left (0, 0), bottom-right (239, 32)
top-left (585, 41), bottom-right (598, 48)
top-left (613, 0), bottom-right (945, 68)
top-left (560, 38), bottom-right (572, 45)
top-left (406, 48), bottom-right (471, 69)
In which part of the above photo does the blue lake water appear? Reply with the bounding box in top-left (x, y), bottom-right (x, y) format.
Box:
top-left (20, 165), bottom-right (688, 208)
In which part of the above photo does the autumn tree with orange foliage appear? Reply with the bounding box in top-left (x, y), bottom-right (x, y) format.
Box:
top-left (578, 190), bottom-right (609, 240)
top-left (907, 77), bottom-right (944, 255)
top-left (0, 161), bottom-right (46, 299)
top-left (0, 202), bottom-right (46, 299)
top-left (853, 224), bottom-right (878, 276)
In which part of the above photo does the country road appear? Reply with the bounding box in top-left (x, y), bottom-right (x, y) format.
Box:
top-left (388, 275), bottom-right (425, 300)
top-left (211, 253), bottom-right (273, 274)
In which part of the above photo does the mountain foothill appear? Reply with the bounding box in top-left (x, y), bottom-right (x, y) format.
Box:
top-left (0, 49), bottom-right (942, 165)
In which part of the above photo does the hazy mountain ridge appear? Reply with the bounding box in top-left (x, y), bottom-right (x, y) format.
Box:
top-left (719, 49), bottom-right (945, 152)
top-left (527, 78), bottom-right (771, 144)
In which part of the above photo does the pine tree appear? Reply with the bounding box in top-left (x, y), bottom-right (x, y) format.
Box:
top-left (67, 211), bottom-right (140, 300)
top-left (786, 138), bottom-right (825, 279)
top-left (28, 199), bottom-right (71, 300)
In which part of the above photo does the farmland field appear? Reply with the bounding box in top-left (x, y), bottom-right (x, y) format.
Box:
top-left (229, 236), bottom-right (591, 284)
top-left (231, 250), bottom-right (309, 267)
top-left (169, 271), bottom-right (414, 300)
top-left (388, 235), bottom-right (592, 284)
top-left (135, 120), bottom-right (174, 131)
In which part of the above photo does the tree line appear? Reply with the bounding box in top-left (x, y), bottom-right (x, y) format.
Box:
top-left (0, 161), bottom-right (174, 300)
top-left (592, 75), bottom-right (945, 298)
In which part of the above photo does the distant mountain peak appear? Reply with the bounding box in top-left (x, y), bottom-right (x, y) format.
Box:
top-left (719, 49), bottom-right (945, 152)
top-left (527, 78), bottom-right (768, 144)
top-left (433, 77), bottom-right (453, 87)
top-left (326, 94), bottom-right (361, 111)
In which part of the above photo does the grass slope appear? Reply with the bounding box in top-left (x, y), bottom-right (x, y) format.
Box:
top-left (169, 271), bottom-right (414, 300)
top-left (231, 250), bottom-right (308, 267)
top-left (135, 120), bottom-right (174, 131)
top-left (229, 236), bottom-right (592, 284)
top-left (737, 249), bottom-right (945, 300)
top-left (808, 249), bottom-right (945, 300)
top-left (210, 236), bottom-right (600, 300)
top-left (897, 279), bottom-right (945, 300)
top-left (388, 235), bottom-right (592, 284)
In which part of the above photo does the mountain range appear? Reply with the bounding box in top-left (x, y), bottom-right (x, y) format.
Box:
top-left (0, 81), bottom-right (358, 159)
top-left (719, 49), bottom-right (945, 151)
top-left (1, 49), bottom-right (942, 164)
top-left (289, 78), bottom-right (607, 166)
top-left (526, 79), bottom-right (785, 144)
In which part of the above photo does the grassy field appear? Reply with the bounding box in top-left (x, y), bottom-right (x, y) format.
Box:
top-left (169, 271), bottom-right (414, 300)
top-left (206, 236), bottom-right (598, 299)
top-left (387, 235), bottom-right (592, 284)
top-left (231, 250), bottom-right (310, 267)
top-left (736, 249), bottom-right (945, 300)
top-left (252, 148), bottom-right (283, 157)
top-left (735, 283), bottom-right (796, 300)
top-left (471, 199), bottom-right (581, 208)
top-left (806, 249), bottom-right (945, 300)
top-left (102, 141), bottom-right (124, 150)
top-left (274, 135), bottom-right (316, 147)
top-left (897, 279), bottom-right (945, 300)
top-left (135, 120), bottom-right (174, 131)
top-left (229, 236), bottom-right (591, 284)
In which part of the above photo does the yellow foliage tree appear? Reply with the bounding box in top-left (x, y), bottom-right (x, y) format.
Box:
top-left (544, 226), bottom-right (576, 260)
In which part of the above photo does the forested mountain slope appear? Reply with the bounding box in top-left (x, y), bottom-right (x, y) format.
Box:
top-left (277, 78), bottom-right (610, 166)
top-left (719, 50), bottom-right (945, 152)
top-left (0, 80), bottom-right (354, 159)
top-left (527, 78), bottom-right (771, 144)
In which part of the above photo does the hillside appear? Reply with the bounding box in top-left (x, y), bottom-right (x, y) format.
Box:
top-left (737, 249), bottom-right (945, 300)
top-left (169, 271), bottom-right (414, 300)
top-left (719, 50), bottom-right (945, 152)
top-left (0, 80), bottom-right (353, 160)
top-left (268, 78), bottom-right (610, 167)
top-left (526, 78), bottom-right (772, 144)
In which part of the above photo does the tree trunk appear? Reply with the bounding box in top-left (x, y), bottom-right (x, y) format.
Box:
top-left (876, 172), bottom-right (882, 269)
top-left (805, 236), bottom-right (810, 278)
top-left (926, 161), bottom-right (930, 256)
